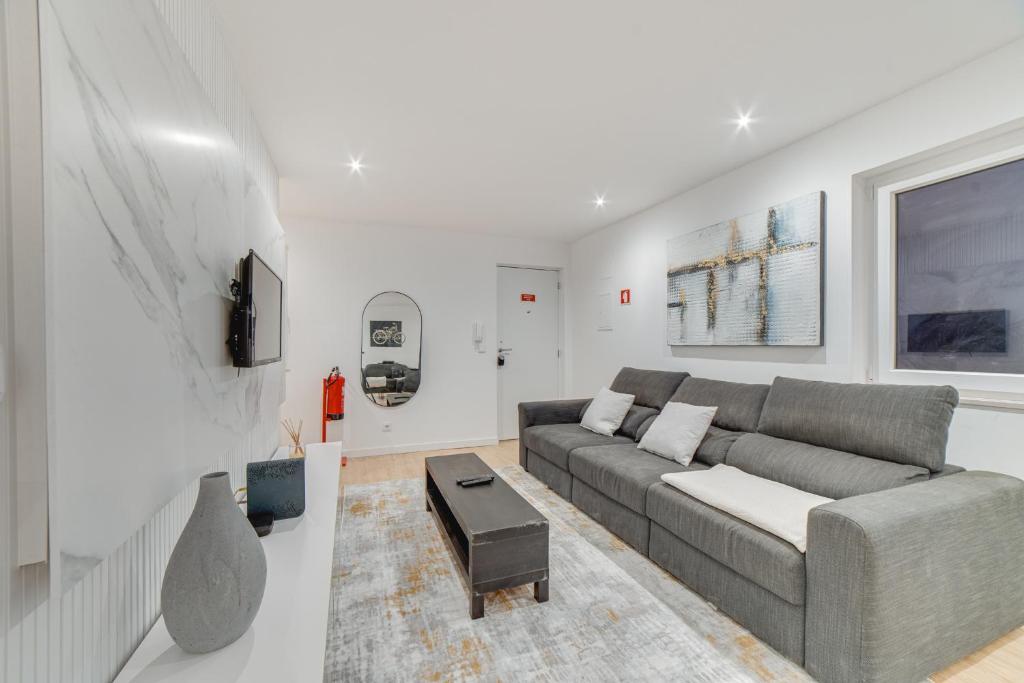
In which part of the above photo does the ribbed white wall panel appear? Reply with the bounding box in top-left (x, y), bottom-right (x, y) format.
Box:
top-left (151, 0), bottom-right (280, 212)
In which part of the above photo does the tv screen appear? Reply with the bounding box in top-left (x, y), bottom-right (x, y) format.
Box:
top-left (231, 250), bottom-right (283, 367)
top-left (907, 309), bottom-right (1007, 354)
top-left (248, 252), bottom-right (283, 364)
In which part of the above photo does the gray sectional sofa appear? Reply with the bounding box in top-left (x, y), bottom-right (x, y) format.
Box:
top-left (518, 367), bottom-right (1024, 683)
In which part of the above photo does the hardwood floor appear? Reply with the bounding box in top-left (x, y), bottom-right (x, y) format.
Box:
top-left (338, 439), bottom-right (520, 490)
top-left (931, 628), bottom-right (1024, 683)
top-left (338, 440), bottom-right (1023, 683)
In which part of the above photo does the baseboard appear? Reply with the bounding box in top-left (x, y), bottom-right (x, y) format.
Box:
top-left (341, 437), bottom-right (500, 459)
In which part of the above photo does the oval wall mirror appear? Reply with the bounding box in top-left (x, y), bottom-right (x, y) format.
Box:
top-left (361, 291), bottom-right (422, 407)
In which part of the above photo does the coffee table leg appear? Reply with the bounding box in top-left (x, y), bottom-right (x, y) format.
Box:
top-left (471, 593), bottom-right (485, 619)
top-left (534, 578), bottom-right (549, 603)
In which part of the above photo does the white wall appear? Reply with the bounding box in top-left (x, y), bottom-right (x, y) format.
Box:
top-left (284, 218), bottom-right (569, 456)
top-left (568, 38), bottom-right (1024, 479)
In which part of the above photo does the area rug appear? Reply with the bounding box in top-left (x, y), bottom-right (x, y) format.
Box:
top-left (324, 466), bottom-right (811, 682)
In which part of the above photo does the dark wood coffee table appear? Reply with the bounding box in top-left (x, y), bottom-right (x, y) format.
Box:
top-left (424, 453), bottom-right (549, 619)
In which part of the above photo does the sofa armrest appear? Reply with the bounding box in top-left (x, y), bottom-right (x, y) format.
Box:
top-left (805, 471), bottom-right (1024, 683)
top-left (517, 399), bottom-right (590, 468)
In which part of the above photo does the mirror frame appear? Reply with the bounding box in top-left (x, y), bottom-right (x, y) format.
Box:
top-left (360, 291), bottom-right (423, 407)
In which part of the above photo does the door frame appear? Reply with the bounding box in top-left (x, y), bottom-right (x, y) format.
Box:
top-left (496, 264), bottom-right (566, 440)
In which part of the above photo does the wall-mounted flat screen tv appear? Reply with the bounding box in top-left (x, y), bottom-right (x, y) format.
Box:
top-left (907, 309), bottom-right (1007, 354)
top-left (229, 250), bottom-right (283, 367)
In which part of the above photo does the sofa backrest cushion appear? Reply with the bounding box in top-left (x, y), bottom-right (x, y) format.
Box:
top-left (669, 377), bottom-right (770, 433)
top-left (727, 433), bottom-right (930, 499)
top-left (693, 426), bottom-right (743, 466)
top-left (636, 414), bottom-right (657, 442)
top-left (610, 367), bottom-right (689, 410)
top-left (618, 405), bottom-right (659, 440)
top-left (756, 377), bottom-right (958, 472)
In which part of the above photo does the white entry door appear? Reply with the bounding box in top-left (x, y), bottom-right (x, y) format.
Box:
top-left (497, 266), bottom-right (560, 440)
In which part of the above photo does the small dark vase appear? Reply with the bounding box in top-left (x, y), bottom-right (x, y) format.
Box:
top-left (161, 471), bottom-right (267, 654)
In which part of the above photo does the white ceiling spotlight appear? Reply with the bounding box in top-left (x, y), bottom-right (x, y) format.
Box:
top-left (734, 111), bottom-right (754, 131)
top-left (593, 194), bottom-right (607, 209)
top-left (346, 156), bottom-right (365, 175)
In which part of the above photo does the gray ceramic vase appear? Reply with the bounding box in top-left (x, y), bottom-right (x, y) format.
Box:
top-left (161, 471), bottom-right (267, 654)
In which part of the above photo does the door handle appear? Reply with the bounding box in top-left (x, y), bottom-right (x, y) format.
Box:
top-left (497, 347), bottom-right (513, 353)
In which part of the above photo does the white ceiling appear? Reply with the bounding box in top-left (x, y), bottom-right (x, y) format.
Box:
top-left (212, 0), bottom-right (1024, 242)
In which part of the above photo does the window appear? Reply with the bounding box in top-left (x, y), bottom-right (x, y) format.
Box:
top-left (894, 157), bottom-right (1024, 375)
top-left (867, 138), bottom-right (1024, 403)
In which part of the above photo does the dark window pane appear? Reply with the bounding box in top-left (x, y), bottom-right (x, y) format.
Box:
top-left (895, 157), bottom-right (1024, 373)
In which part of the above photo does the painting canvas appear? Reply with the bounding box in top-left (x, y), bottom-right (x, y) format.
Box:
top-left (667, 192), bottom-right (823, 346)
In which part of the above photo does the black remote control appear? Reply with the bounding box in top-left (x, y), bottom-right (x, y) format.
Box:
top-left (457, 475), bottom-right (494, 487)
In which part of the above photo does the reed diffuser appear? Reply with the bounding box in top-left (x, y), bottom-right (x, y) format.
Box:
top-left (282, 418), bottom-right (305, 458)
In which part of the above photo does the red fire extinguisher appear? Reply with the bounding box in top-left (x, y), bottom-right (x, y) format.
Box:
top-left (322, 367), bottom-right (345, 443)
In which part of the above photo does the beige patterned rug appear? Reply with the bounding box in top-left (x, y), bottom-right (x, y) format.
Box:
top-left (324, 466), bottom-right (811, 682)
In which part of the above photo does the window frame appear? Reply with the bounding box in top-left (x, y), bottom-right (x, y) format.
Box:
top-left (872, 143), bottom-right (1024, 406)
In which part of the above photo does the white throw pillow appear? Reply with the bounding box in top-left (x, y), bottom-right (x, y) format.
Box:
top-left (637, 402), bottom-right (717, 466)
top-left (661, 465), bottom-right (834, 552)
top-left (580, 387), bottom-right (635, 436)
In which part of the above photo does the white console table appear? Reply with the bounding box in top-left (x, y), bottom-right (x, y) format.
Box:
top-left (115, 442), bottom-right (343, 682)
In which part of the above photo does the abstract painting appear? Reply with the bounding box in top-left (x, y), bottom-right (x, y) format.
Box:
top-left (667, 192), bottom-right (823, 346)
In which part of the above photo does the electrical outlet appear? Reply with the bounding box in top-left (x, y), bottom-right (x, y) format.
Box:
top-left (382, 423), bottom-right (392, 432)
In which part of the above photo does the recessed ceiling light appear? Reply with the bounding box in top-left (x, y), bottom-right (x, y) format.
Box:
top-left (735, 112), bottom-right (753, 130)
top-left (347, 156), bottom-right (364, 175)
top-left (593, 194), bottom-right (607, 208)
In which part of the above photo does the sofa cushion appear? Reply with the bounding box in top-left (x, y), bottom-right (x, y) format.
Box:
top-left (661, 465), bottom-right (834, 553)
top-left (617, 405), bottom-right (659, 440)
top-left (726, 433), bottom-right (930, 499)
top-left (635, 414), bottom-right (657, 442)
top-left (610, 367), bottom-right (689, 410)
top-left (637, 402), bottom-right (717, 466)
top-left (628, 425), bottom-right (740, 466)
top-left (522, 423), bottom-right (631, 471)
top-left (581, 387), bottom-right (636, 436)
top-left (669, 377), bottom-right (770, 433)
top-left (933, 463), bottom-right (966, 478)
top-left (646, 482), bottom-right (806, 605)
top-left (568, 444), bottom-right (706, 514)
top-left (694, 426), bottom-right (744, 466)
top-left (757, 377), bottom-right (958, 472)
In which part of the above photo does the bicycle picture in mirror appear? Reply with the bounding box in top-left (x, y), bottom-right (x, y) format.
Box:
top-left (370, 320), bottom-right (405, 347)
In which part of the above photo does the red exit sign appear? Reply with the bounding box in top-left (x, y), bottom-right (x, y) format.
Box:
top-left (521, 293), bottom-right (536, 302)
